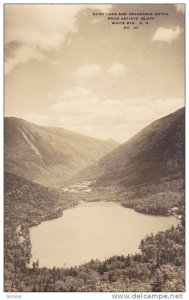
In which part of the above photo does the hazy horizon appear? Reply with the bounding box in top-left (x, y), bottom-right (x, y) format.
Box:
top-left (4, 105), bottom-right (184, 144)
top-left (4, 4), bottom-right (185, 142)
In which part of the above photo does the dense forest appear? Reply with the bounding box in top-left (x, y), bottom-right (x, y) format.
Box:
top-left (72, 108), bottom-right (184, 190)
top-left (7, 225), bottom-right (185, 292)
top-left (72, 176), bottom-right (184, 216)
top-left (4, 172), bottom-right (185, 292)
top-left (4, 172), bottom-right (78, 291)
top-left (120, 176), bottom-right (184, 216)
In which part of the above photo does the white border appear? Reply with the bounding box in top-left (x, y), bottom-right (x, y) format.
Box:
top-left (0, 1), bottom-right (188, 300)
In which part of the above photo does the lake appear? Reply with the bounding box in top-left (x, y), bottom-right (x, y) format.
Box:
top-left (30, 201), bottom-right (179, 268)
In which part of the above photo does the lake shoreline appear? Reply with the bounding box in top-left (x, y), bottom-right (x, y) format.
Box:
top-left (30, 200), bottom-right (180, 269)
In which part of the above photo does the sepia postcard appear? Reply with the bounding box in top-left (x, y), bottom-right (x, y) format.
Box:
top-left (3, 2), bottom-right (186, 299)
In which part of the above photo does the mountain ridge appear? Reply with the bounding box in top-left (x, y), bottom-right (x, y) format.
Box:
top-left (71, 107), bottom-right (185, 188)
top-left (4, 117), bottom-right (119, 187)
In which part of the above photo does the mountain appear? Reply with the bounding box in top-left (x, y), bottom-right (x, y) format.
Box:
top-left (4, 171), bottom-right (77, 227)
top-left (4, 117), bottom-right (118, 187)
top-left (4, 171), bottom-right (185, 292)
top-left (4, 171), bottom-right (79, 291)
top-left (72, 108), bottom-right (185, 206)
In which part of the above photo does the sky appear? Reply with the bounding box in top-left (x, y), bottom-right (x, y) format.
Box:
top-left (4, 4), bottom-right (185, 142)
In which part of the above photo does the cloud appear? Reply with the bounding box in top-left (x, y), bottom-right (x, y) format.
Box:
top-left (31, 86), bottom-right (183, 141)
top-left (72, 64), bottom-right (104, 81)
top-left (5, 45), bottom-right (44, 75)
top-left (152, 26), bottom-right (182, 44)
top-left (23, 95), bottom-right (184, 142)
top-left (5, 5), bottom-right (80, 49)
top-left (108, 63), bottom-right (127, 78)
top-left (5, 4), bottom-right (112, 74)
top-left (174, 4), bottom-right (185, 14)
top-left (72, 62), bottom-right (127, 83)
top-left (49, 86), bottom-right (104, 117)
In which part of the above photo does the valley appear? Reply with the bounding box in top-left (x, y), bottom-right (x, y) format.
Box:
top-left (61, 180), bottom-right (94, 193)
top-left (4, 2), bottom-right (185, 294)
top-left (4, 117), bottom-right (118, 187)
top-left (4, 108), bottom-right (185, 292)
top-left (4, 172), bottom-right (184, 292)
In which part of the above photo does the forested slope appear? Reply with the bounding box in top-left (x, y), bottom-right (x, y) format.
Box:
top-left (4, 172), bottom-right (185, 292)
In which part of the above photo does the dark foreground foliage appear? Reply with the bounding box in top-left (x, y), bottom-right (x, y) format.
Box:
top-left (4, 172), bottom-right (185, 292)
